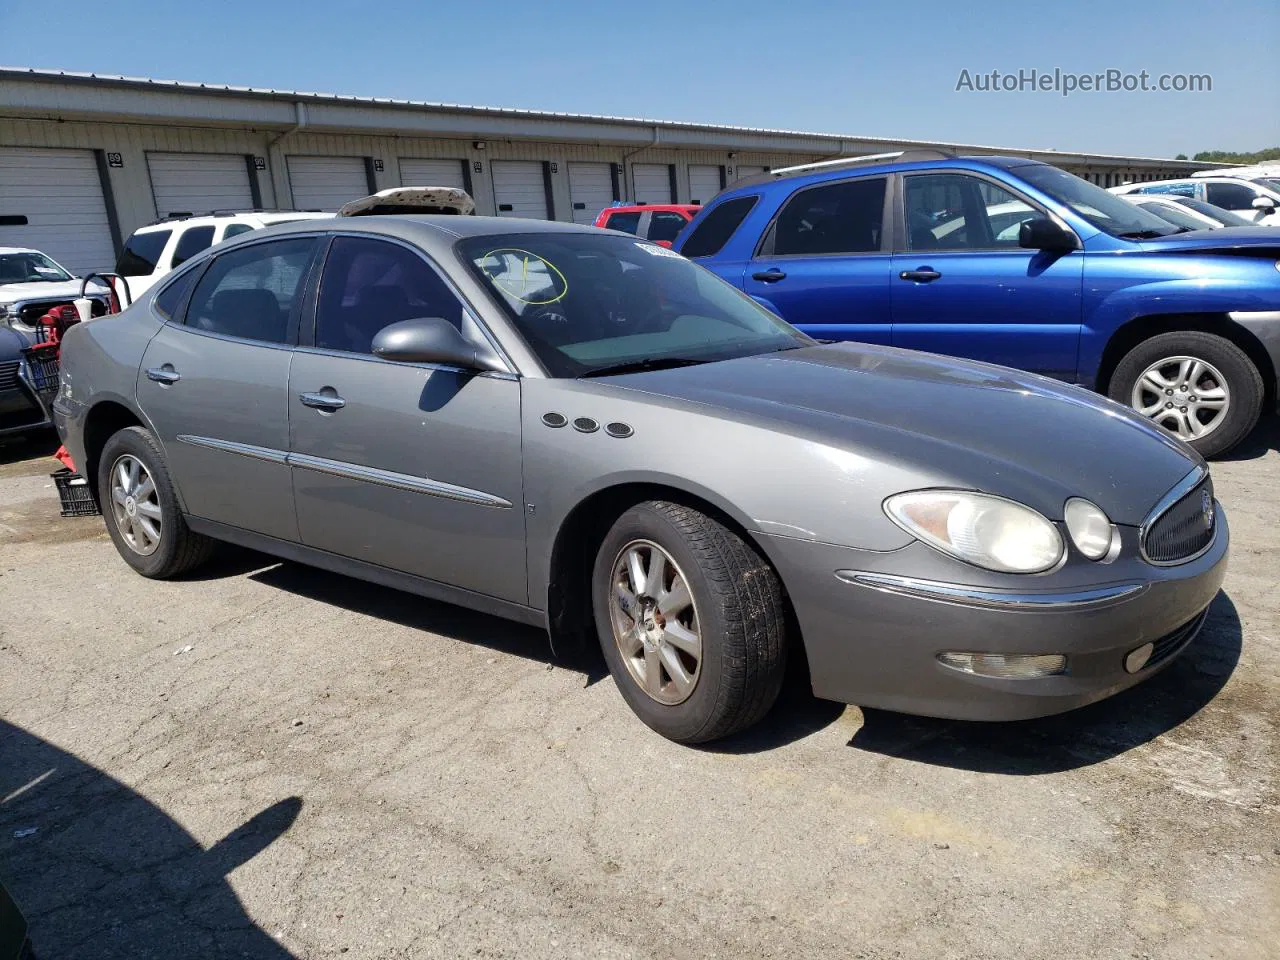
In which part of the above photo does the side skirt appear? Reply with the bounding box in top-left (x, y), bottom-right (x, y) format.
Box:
top-left (185, 516), bottom-right (549, 631)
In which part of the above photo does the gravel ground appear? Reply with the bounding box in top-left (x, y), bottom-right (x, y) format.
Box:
top-left (1, 425), bottom-right (1277, 960)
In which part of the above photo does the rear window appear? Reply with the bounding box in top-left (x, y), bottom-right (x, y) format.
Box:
top-left (647, 211), bottom-right (690, 243)
top-left (116, 230), bottom-right (171, 277)
top-left (679, 196), bottom-right (759, 258)
top-left (604, 211), bottom-right (642, 234)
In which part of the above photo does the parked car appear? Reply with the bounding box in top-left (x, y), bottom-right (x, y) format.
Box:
top-left (55, 215), bottom-right (1227, 743)
top-left (1, 246), bottom-right (110, 437)
top-left (1119, 193), bottom-right (1256, 231)
top-left (1111, 176), bottom-right (1280, 225)
top-left (593, 203), bottom-right (701, 247)
top-left (0, 878), bottom-right (30, 960)
top-left (676, 151), bottom-right (1280, 457)
top-left (116, 211), bottom-right (334, 298)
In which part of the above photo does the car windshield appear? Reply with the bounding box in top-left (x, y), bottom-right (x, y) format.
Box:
top-left (1015, 164), bottom-right (1180, 238)
top-left (1172, 196), bottom-right (1255, 227)
top-left (1254, 178), bottom-right (1280, 192)
top-left (1134, 200), bottom-right (1209, 232)
top-left (0, 251), bottom-right (73, 284)
top-left (459, 232), bottom-right (810, 377)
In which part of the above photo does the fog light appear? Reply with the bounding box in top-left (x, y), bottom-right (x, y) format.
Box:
top-left (937, 652), bottom-right (1067, 678)
top-left (1124, 642), bottom-right (1154, 674)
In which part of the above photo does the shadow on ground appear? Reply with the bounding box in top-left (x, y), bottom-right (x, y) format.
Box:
top-left (847, 591), bottom-right (1243, 774)
top-left (0, 720), bottom-right (300, 959)
top-left (0, 431), bottom-right (59, 468)
top-left (1221, 413), bottom-right (1280, 461)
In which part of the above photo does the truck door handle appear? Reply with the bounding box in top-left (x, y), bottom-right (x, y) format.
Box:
top-left (751, 268), bottom-right (787, 283)
top-left (299, 391), bottom-right (346, 411)
top-left (145, 365), bottom-right (181, 385)
top-left (899, 268), bottom-right (942, 283)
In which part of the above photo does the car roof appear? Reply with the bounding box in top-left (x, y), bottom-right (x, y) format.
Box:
top-left (716, 153), bottom-right (1050, 199)
top-left (0, 246), bottom-right (41, 255)
top-left (132, 211), bottom-right (332, 232)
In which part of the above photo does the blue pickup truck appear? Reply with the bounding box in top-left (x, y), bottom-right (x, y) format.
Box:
top-left (675, 151), bottom-right (1280, 457)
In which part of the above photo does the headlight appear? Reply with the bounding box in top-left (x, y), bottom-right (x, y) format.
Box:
top-left (1063, 498), bottom-right (1115, 560)
top-left (884, 490), bottom-right (1063, 574)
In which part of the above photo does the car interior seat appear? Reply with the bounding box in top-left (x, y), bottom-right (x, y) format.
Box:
top-left (205, 288), bottom-right (285, 341)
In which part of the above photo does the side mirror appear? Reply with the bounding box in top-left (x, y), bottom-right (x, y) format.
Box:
top-left (1018, 216), bottom-right (1077, 252)
top-left (371, 317), bottom-right (505, 372)
top-left (1251, 196), bottom-right (1276, 211)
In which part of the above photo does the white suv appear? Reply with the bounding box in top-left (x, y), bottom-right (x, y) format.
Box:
top-left (1110, 177), bottom-right (1280, 225)
top-left (115, 211), bottom-right (333, 297)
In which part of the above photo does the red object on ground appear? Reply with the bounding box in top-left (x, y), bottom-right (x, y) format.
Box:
top-left (54, 445), bottom-right (76, 472)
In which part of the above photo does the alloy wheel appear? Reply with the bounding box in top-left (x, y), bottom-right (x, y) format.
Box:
top-left (1130, 355), bottom-right (1231, 442)
top-left (109, 454), bottom-right (163, 556)
top-left (608, 539), bottom-right (702, 705)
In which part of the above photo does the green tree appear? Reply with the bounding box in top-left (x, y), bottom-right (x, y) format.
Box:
top-left (1190, 147), bottom-right (1280, 164)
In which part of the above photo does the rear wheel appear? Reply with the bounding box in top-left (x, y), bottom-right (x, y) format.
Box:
top-left (1108, 331), bottom-right (1264, 458)
top-left (592, 500), bottom-right (787, 743)
top-left (97, 426), bottom-right (214, 578)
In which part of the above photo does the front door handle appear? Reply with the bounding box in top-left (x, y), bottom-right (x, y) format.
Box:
top-left (145, 365), bottom-right (181, 385)
top-left (899, 268), bottom-right (942, 283)
top-left (751, 268), bottom-right (787, 283)
top-left (299, 390), bottom-right (346, 412)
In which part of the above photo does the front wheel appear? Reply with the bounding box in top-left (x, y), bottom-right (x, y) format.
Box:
top-left (592, 501), bottom-right (787, 743)
top-left (1108, 331), bottom-right (1264, 458)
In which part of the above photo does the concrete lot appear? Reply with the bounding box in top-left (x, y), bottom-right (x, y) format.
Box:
top-left (1, 425), bottom-right (1277, 960)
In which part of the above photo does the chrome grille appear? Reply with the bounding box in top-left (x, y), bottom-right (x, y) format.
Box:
top-left (1143, 474), bottom-right (1215, 564)
top-left (0, 360), bottom-right (19, 391)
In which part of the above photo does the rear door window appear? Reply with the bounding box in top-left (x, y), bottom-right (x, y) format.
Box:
top-left (184, 237), bottom-right (316, 344)
top-left (116, 230), bottom-right (171, 277)
top-left (647, 211), bottom-right (690, 243)
top-left (222, 223), bottom-right (256, 241)
top-left (772, 177), bottom-right (887, 255)
top-left (171, 226), bottom-right (216, 268)
top-left (679, 196), bottom-right (759, 258)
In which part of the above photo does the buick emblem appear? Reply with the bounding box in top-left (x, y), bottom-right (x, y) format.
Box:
top-left (1201, 490), bottom-right (1214, 530)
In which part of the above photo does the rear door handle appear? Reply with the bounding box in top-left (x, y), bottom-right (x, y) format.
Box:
top-left (751, 268), bottom-right (787, 283)
top-left (145, 365), bottom-right (181, 385)
top-left (299, 391), bottom-right (346, 411)
top-left (898, 269), bottom-right (942, 283)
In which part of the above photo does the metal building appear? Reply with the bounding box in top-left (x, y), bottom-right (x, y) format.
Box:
top-left (0, 67), bottom-right (1211, 276)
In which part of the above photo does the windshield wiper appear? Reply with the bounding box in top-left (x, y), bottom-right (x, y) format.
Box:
top-left (579, 357), bottom-right (709, 378)
top-left (1116, 228), bottom-right (1182, 239)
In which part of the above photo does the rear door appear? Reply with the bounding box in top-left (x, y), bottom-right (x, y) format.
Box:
top-left (137, 235), bottom-right (320, 541)
top-left (890, 171), bottom-right (1083, 378)
top-left (740, 175), bottom-right (893, 343)
top-left (289, 235), bottom-right (527, 603)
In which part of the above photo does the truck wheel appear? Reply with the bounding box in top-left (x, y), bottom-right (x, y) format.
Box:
top-left (97, 426), bottom-right (214, 578)
top-left (592, 501), bottom-right (787, 744)
top-left (1108, 331), bottom-right (1264, 458)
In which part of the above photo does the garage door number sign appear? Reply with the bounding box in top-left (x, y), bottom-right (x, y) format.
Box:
top-left (106, 153), bottom-right (124, 168)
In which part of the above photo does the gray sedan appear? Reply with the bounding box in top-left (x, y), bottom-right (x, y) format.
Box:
top-left (54, 216), bottom-right (1228, 743)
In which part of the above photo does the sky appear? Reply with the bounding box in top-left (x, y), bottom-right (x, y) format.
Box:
top-left (2, 0), bottom-right (1277, 159)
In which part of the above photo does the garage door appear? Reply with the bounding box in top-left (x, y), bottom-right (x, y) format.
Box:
top-left (287, 156), bottom-right (370, 210)
top-left (0, 147), bottom-right (115, 277)
top-left (633, 163), bottom-right (673, 204)
top-left (567, 162), bottom-right (615, 225)
top-left (399, 158), bottom-right (467, 190)
top-left (148, 152), bottom-right (254, 218)
top-left (491, 161), bottom-right (548, 219)
top-left (732, 165), bottom-right (770, 182)
top-left (688, 164), bottom-right (723, 205)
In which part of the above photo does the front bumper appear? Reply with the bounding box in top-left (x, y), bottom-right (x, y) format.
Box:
top-left (0, 360), bottom-right (53, 437)
top-left (763, 507), bottom-right (1229, 721)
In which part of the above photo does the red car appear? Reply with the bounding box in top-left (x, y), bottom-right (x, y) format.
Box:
top-left (593, 203), bottom-right (701, 247)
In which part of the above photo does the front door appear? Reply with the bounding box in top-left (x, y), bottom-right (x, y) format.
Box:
top-left (289, 235), bottom-right (527, 603)
top-left (740, 175), bottom-right (893, 344)
top-left (137, 236), bottom-right (318, 541)
top-left (891, 172), bottom-right (1084, 379)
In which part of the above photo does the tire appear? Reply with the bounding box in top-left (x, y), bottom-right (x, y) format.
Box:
top-left (97, 426), bottom-right (214, 578)
top-left (1108, 331), bottom-right (1264, 459)
top-left (592, 500), bottom-right (787, 743)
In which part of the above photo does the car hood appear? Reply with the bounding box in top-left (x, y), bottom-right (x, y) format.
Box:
top-left (605, 343), bottom-right (1200, 525)
top-left (1137, 225), bottom-right (1280, 254)
top-left (0, 278), bottom-right (106, 304)
top-left (0, 322), bottom-right (34, 356)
